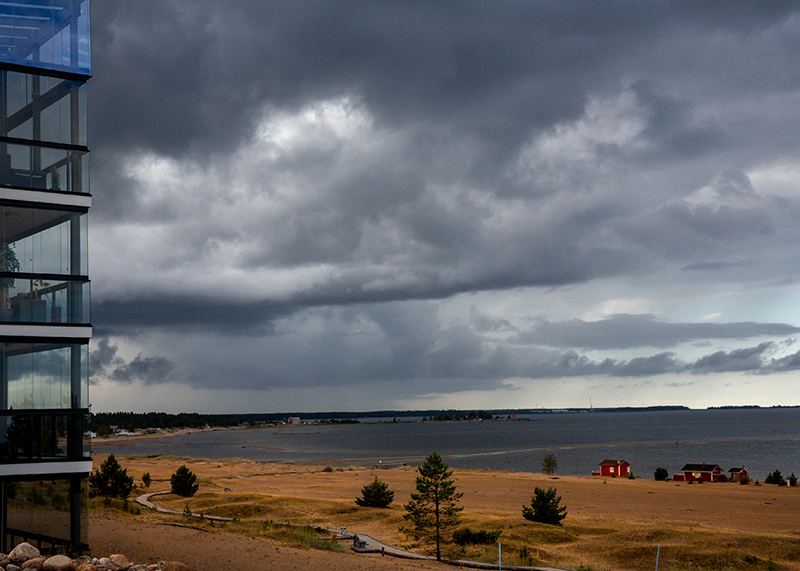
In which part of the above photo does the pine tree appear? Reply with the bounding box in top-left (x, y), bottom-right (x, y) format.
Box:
top-left (522, 486), bottom-right (567, 525)
top-left (402, 452), bottom-right (463, 561)
top-left (355, 476), bottom-right (394, 508)
top-left (171, 465), bottom-right (199, 497)
top-left (541, 454), bottom-right (557, 475)
top-left (89, 454), bottom-right (134, 499)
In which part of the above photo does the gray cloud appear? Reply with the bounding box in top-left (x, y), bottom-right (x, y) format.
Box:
top-left (84, 2), bottom-right (800, 410)
top-left (517, 315), bottom-right (800, 351)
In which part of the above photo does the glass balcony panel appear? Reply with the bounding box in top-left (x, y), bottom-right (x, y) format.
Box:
top-left (0, 412), bottom-right (86, 461)
top-left (4, 72), bottom-right (32, 117)
top-left (81, 413), bottom-right (90, 455)
top-left (0, 207), bottom-right (87, 276)
top-left (0, 0), bottom-right (90, 75)
top-left (3, 342), bottom-right (88, 411)
top-left (0, 142), bottom-right (87, 192)
top-left (0, 278), bottom-right (88, 324)
top-left (32, 344), bottom-right (70, 409)
top-left (1, 71), bottom-right (86, 146)
top-left (7, 116), bottom-right (32, 140)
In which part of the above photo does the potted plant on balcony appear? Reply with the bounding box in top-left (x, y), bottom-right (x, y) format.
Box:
top-left (0, 241), bottom-right (20, 320)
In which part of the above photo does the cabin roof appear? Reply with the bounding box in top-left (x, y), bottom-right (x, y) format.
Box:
top-left (681, 463), bottom-right (722, 472)
top-left (599, 459), bottom-right (629, 466)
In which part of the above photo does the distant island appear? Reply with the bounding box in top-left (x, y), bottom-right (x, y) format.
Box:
top-left (91, 405), bottom-right (696, 435)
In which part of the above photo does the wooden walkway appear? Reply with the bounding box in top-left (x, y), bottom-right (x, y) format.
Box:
top-left (137, 492), bottom-right (568, 571)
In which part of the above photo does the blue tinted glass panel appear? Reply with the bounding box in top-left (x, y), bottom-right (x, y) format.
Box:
top-left (2, 342), bottom-right (88, 410)
top-left (0, 0), bottom-right (90, 75)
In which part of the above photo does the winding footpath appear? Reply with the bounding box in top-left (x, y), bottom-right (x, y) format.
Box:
top-left (135, 492), bottom-right (567, 571)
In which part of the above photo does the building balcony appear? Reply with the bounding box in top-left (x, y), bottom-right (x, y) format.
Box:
top-left (0, 141), bottom-right (88, 195)
top-left (0, 410), bottom-right (90, 466)
top-left (0, 277), bottom-right (89, 324)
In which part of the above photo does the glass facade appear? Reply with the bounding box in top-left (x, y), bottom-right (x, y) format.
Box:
top-left (0, 0), bottom-right (90, 554)
top-left (0, 1), bottom-right (91, 75)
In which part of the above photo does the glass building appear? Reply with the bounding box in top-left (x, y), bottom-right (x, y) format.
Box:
top-left (0, 0), bottom-right (91, 553)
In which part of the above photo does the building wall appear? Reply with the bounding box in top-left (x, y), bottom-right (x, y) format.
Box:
top-left (0, 0), bottom-right (91, 553)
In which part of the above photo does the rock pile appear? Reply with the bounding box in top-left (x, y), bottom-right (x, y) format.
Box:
top-left (0, 543), bottom-right (190, 571)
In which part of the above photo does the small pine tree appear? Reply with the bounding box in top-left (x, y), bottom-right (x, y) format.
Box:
top-left (788, 473), bottom-right (797, 487)
top-left (171, 465), bottom-right (199, 497)
top-left (355, 476), bottom-right (394, 508)
top-left (89, 454), bottom-right (134, 499)
top-left (142, 472), bottom-right (151, 488)
top-left (654, 467), bottom-right (669, 481)
top-left (402, 452), bottom-right (463, 561)
top-left (541, 454), bottom-right (557, 475)
top-left (522, 486), bottom-right (567, 526)
top-left (765, 469), bottom-right (784, 486)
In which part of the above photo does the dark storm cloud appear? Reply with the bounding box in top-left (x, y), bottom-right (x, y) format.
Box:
top-left (85, 2), bottom-right (800, 407)
top-left (90, 338), bottom-right (175, 384)
top-left (518, 314), bottom-right (800, 351)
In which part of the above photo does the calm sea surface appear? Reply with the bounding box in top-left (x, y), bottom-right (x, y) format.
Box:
top-left (94, 408), bottom-right (800, 481)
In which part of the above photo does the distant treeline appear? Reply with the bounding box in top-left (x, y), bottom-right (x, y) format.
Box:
top-left (91, 405), bottom-right (691, 433)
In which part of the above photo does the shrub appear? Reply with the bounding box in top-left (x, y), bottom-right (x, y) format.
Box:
top-left (171, 465), bottom-right (199, 497)
top-left (453, 527), bottom-right (502, 545)
top-left (740, 475), bottom-right (750, 485)
top-left (654, 467), bottom-right (669, 481)
top-left (541, 454), bottom-right (557, 475)
top-left (89, 454), bottom-right (134, 499)
top-left (522, 487), bottom-right (567, 526)
top-left (765, 469), bottom-right (785, 486)
top-left (321, 466), bottom-right (334, 473)
top-left (355, 476), bottom-right (394, 508)
top-left (142, 472), bottom-right (151, 488)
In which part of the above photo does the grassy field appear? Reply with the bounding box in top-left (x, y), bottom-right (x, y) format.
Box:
top-left (91, 454), bottom-right (800, 571)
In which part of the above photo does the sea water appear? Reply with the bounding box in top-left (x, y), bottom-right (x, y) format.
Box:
top-left (94, 407), bottom-right (800, 481)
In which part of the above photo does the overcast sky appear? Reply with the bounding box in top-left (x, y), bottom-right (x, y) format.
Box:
top-left (87, 1), bottom-right (800, 413)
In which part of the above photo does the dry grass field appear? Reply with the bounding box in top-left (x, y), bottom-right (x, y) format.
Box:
top-left (89, 454), bottom-right (800, 571)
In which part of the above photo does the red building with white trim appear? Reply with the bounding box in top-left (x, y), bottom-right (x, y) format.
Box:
top-left (593, 459), bottom-right (631, 477)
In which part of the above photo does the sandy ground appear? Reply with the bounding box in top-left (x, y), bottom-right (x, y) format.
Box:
top-left (88, 454), bottom-right (800, 571)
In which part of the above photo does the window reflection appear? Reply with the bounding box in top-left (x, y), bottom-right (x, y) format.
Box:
top-left (2, 342), bottom-right (88, 410)
top-left (0, 206), bottom-right (87, 276)
top-left (0, 0), bottom-right (91, 75)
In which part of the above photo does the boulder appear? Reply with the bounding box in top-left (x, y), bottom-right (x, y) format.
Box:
top-left (108, 554), bottom-right (131, 571)
top-left (75, 564), bottom-right (96, 571)
top-left (21, 557), bottom-right (45, 569)
top-left (95, 558), bottom-right (111, 571)
top-left (158, 562), bottom-right (190, 571)
top-left (42, 554), bottom-right (74, 571)
top-left (9, 543), bottom-right (40, 563)
top-left (8, 564), bottom-right (22, 571)
top-left (21, 557), bottom-right (45, 570)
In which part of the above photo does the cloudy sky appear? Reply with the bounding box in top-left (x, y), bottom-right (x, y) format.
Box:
top-left (87, 1), bottom-right (800, 413)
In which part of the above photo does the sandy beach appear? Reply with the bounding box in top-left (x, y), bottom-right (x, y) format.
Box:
top-left (86, 453), bottom-right (800, 571)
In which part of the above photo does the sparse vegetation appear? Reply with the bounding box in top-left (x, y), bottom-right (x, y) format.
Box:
top-left (522, 487), bottom-right (567, 526)
top-left (355, 476), bottom-right (394, 508)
